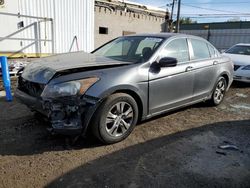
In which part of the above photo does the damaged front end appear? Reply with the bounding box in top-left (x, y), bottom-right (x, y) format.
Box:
top-left (16, 75), bottom-right (101, 136)
top-left (42, 95), bottom-right (99, 135)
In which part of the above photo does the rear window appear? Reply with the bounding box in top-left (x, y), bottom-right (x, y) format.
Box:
top-left (207, 44), bottom-right (217, 58)
top-left (190, 39), bottom-right (210, 60)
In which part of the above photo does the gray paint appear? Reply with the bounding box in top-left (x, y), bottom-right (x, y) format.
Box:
top-left (15, 33), bottom-right (234, 135)
top-left (22, 51), bottom-right (133, 84)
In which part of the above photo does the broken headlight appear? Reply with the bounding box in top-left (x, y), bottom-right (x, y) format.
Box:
top-left (41, 77), bottom-right (99, 98)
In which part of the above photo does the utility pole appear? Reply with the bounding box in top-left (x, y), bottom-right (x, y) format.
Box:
top-left (164, 6), bottom-right (169, 32)
top-left (175, 0), bottom-right (181, 33)
top-left (169, 0), bottom-right (175, 32)
top-left (170, 0), bottom-right (175, 23)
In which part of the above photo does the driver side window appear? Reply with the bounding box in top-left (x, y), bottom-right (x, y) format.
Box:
top-left (161, 38), bottom-right (190, 63)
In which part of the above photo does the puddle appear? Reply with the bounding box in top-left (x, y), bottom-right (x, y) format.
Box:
top-left (230, 104), bottom-right (250, 111)
top-left (235, 93), bottom-right (248, 98)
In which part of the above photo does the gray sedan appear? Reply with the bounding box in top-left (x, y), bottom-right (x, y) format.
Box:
top-left (15, 33), bottom-right (233, 144)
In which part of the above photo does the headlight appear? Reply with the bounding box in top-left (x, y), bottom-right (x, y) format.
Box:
top-left (41, 77), bottom-right (99, 98)
top-left (242, 65), bottom-right (250, 70)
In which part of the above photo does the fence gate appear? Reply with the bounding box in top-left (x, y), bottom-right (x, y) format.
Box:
top-left (0, 12), bottom-right (54, 58)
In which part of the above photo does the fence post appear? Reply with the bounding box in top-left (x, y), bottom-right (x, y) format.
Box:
top-left (51, 19), bottom-right (55, 54)
top-left (34, 22), bottom-right (41, 57)
top-left (0, 56), bottom-right (13, 101)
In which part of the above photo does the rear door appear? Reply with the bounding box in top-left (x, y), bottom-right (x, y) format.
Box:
top-left (188, 38), bottom-right (219, 100)
top-left (149, 37), bottom-right (194, 115)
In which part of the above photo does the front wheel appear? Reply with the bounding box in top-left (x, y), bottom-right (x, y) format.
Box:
top-left (92, 93), bottom-right (138, 144)
top-left (209, 76), bottom-right (227, 106)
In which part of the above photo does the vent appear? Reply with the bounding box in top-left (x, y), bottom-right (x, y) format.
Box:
top-left (99, 27), bottom-right (108, 34)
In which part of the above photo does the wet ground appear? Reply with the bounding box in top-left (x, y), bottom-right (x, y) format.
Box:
top-left (0, 82), bottom-right (249, 188)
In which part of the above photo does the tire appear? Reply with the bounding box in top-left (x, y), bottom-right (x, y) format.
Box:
top-left (209, 76), bottom-right (227, 106)
top-left (91, 93), bottom-right (139, 144)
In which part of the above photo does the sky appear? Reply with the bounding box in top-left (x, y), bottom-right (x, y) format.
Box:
top-left (130, 0), bottom-right (250, 23)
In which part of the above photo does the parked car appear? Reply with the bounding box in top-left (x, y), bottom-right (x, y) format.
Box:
top-left (223, 43), bottom-right (250, 83)
top-left (15, 33), bottom-right (233, 144)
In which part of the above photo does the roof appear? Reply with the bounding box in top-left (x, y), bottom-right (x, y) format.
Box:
top-left (95, 0), bottom-right (168, 17)
top-left (118, 0), bottom-right (166, 12)
top-left (123, 32), bottom-right (198, 39)
top-left (235, 43), bottom-right (250, 46)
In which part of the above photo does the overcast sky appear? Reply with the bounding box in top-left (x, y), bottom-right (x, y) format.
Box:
top-left (130, 0), bottom-right (250, 23)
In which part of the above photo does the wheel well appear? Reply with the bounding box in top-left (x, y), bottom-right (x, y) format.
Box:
top-left (221, 74), bottom-right (229, 86)
top-left (84, 89), bottom-right (143, 136)
top-left (113, 89), bottom-right (143, 122)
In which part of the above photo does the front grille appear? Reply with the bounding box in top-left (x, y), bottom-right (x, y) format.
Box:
top-left (18, 77), bottom-right (45, 97)
top-left (234, 65), bottom-right (241, 71)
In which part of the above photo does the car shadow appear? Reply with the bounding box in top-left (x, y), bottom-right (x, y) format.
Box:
top-left (231, 81), bottom-right (250, 88)
top-left (0, 96), bottom-right (104, 156)
top-left (0, 94), bottom-right (248, 157)
top-left (138, 101), bottom-right (210, 126)
top-left (45, 120), bottom-right (250, 188)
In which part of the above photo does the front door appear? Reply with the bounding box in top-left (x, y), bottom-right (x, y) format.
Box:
top-left (149, 38), bottom-right (194, 115)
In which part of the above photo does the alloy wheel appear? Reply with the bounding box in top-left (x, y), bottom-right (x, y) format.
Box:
top-left (213, 79), bottom-right (226, 104)
top-left (105, 102), bottom-right (134, 137)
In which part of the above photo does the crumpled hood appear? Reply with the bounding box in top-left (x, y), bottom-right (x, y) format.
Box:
top-left (223, 53), bottom-right (250, 66)
top-left (21, 51), bottom-right (131, 84)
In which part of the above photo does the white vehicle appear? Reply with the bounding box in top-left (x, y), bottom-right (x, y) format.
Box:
top-left (223, 43), bottom-right (250, 83)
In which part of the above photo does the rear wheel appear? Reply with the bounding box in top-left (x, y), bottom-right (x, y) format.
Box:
top-left (209, 76), bottom-right (227, 106)
top-left (92, 93), bottom-right (138, 144)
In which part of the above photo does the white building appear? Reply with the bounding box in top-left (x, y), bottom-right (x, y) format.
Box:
top-left (0, 0), bottom-right (167, 58)
top-left (0, 0), bottom-right (94, 57)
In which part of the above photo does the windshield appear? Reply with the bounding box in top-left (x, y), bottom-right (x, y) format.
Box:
top-left (226, 45), bottom-right (250, 55)
top-left (93, 36), bottom-right (164, 63)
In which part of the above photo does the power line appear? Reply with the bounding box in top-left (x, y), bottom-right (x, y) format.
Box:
top-left (183, 2), bottom-right (250, 5)
top-left (185, 16), bottom-right (250, 18)
top-left (183, 16), bottom-right (250, 18)
top-left (178, 14), bottom-right (250, 16)
top-left (159, 1), bottom-right (250, 8)
top-left (181, 3), bottom-right (249, 14)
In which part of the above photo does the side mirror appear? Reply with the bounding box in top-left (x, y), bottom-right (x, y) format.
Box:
top-left (159, 57), bottom-right (177, 67)
top-left (220, 49), bottom-right (226, 53)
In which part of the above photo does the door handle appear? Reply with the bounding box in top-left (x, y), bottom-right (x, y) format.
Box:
top-left (186, 66), bottom-right (193, 71)
top-left (213, 61), bottom-right (219, 65)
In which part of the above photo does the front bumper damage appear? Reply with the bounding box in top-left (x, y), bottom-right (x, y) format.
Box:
top-left (15, 89), bottom-right (100, 135)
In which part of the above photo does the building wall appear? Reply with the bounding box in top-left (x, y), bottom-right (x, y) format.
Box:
top-left (0, 0), bottom-right (94, 57)
top-left (19, 0), bottom-right (94, 54)
top-left (0, 0), bottom-right (21, 52)
top-left (94, 7), bottom-right (166, 49)
top-left (1, 0), bottom-right (165, 56)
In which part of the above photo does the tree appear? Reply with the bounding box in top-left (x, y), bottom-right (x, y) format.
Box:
top-left (180, 17), bottom-right (197, 24)
top-left (227, 17), bottom-right (241, 22)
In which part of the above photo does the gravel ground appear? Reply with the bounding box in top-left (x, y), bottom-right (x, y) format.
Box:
top-left (0, 82), bottom-right (249, 188)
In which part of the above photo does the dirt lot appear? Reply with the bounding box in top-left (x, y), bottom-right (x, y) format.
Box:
top-left (0, 82), bottom-right (249, 188)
